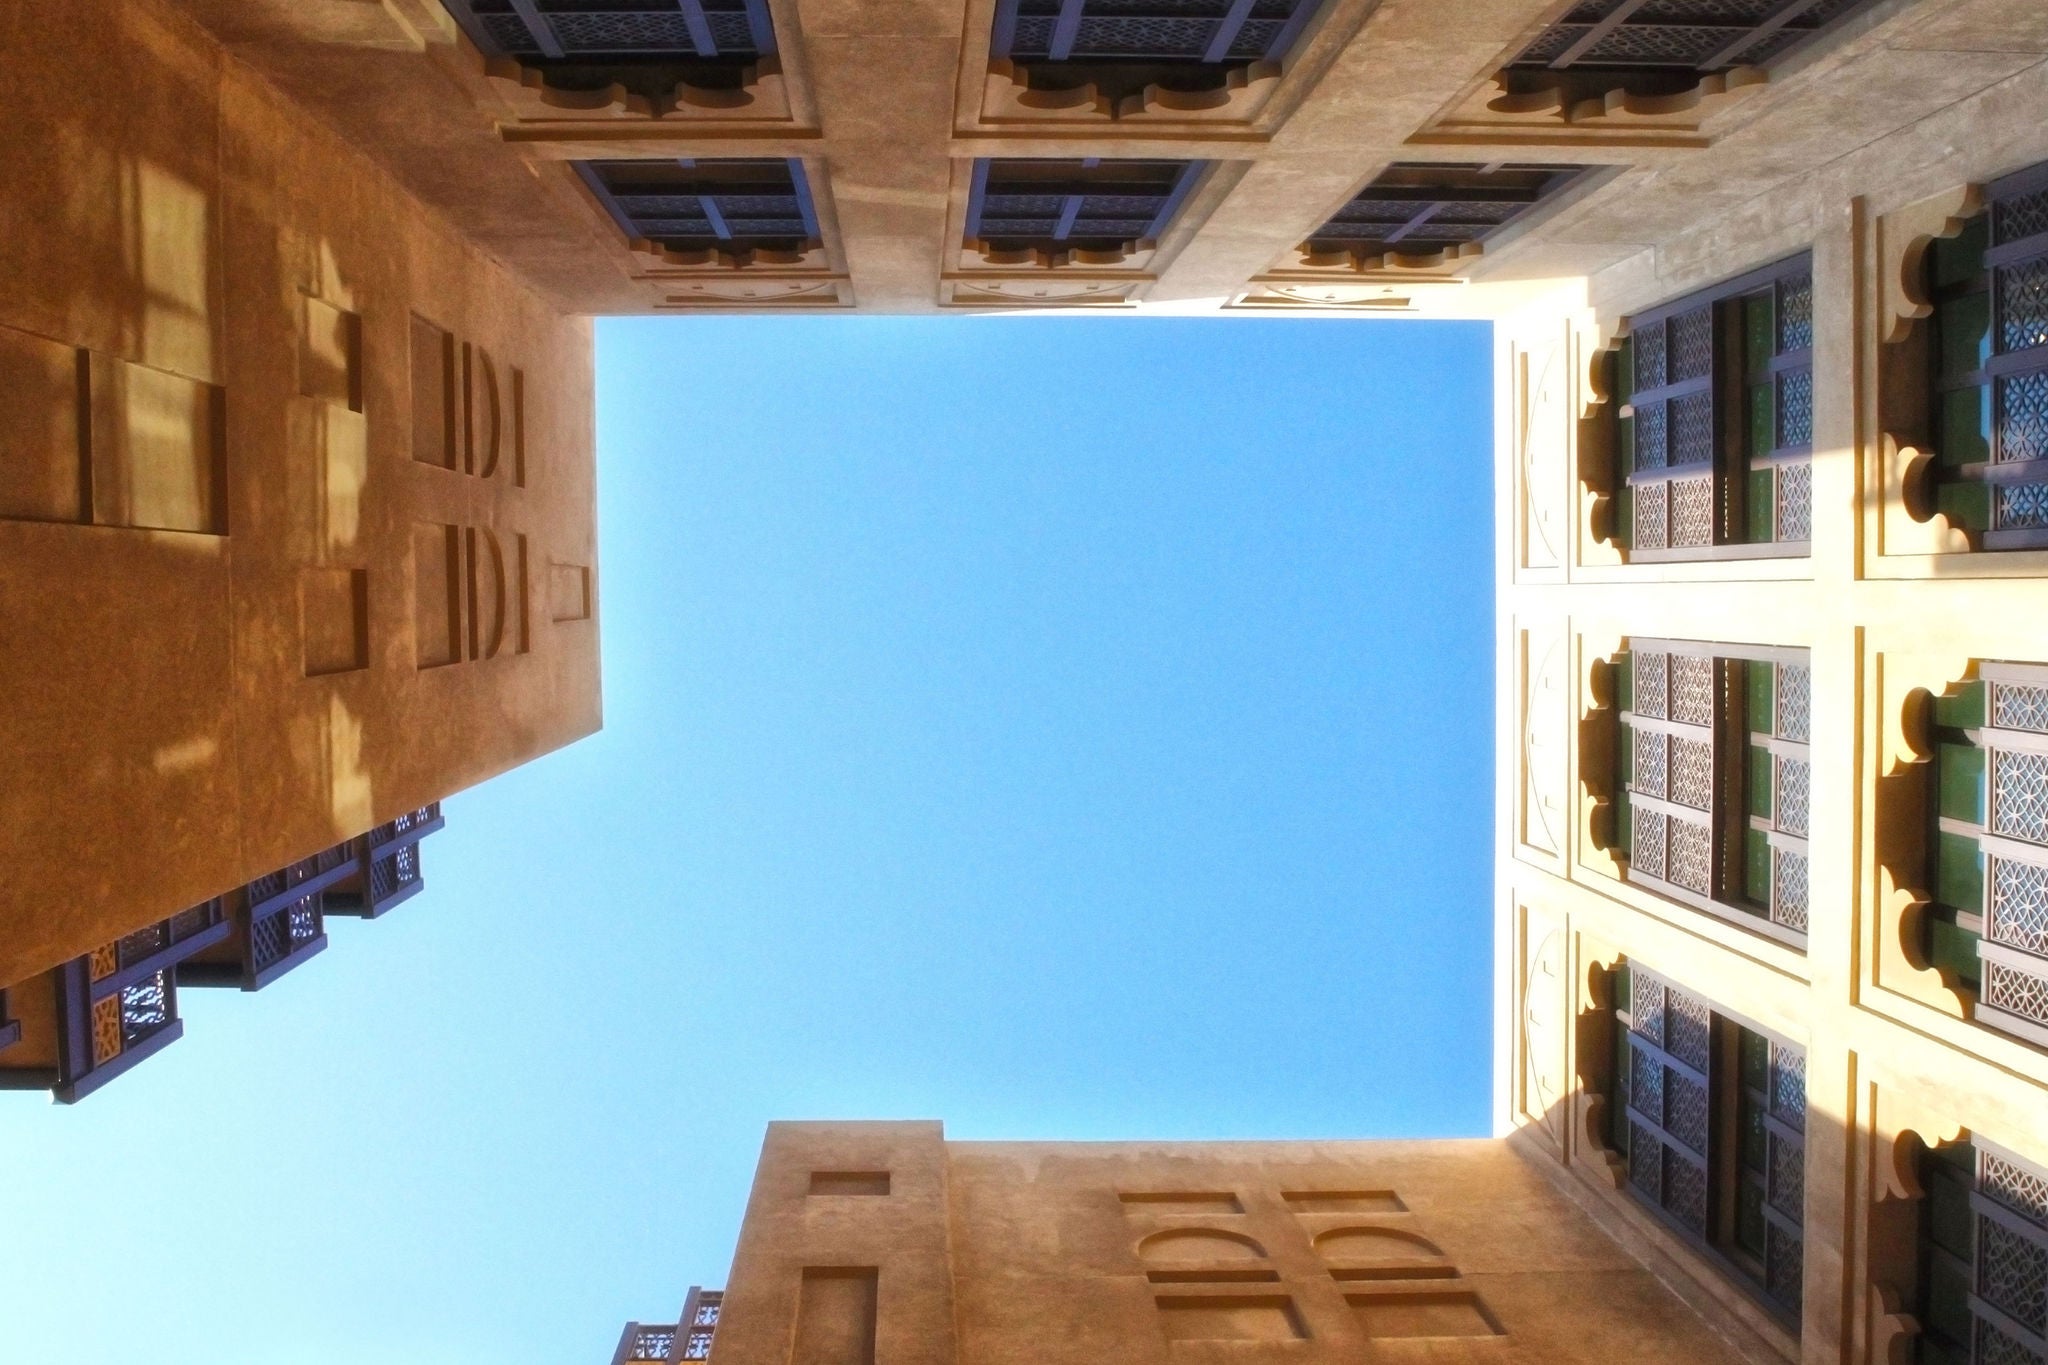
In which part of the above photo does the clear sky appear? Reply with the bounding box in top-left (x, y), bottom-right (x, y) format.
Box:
top-left (0, 316), bottom-right (1493, 1364)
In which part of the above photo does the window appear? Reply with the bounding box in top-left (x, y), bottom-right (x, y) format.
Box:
top-left (1925, 162), bottom-right (2048, 549)
top-left (1609, 961), bottom-right (1806, 1320)
top-left (1916, 1139), bottom-right (2048, 1365)
top-left (967, 159), bottom-right (1202, 262)
top-left (1300, 163), bottom-right (1592, 268)
top-left (576, 160), bottom-right (820, 262)
top-left (1502, 0), bottom-right (1883, 101)
top-left (439, 0), bottom-right (774, 95)
top-left (1612, 641), bottom-right (1810, 947)
top-left (1924, 666), bottom-right (2048, 1048)
top-left (1610, 257), bottom-right (1813, 558)
top-left (990, 0), bottom-right (1328, 99)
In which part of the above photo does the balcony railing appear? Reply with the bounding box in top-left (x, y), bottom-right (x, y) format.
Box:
top-left (612, 1288), bottom-right (722, 1365)
top-left (2, 802), bottom-right (450, 1101)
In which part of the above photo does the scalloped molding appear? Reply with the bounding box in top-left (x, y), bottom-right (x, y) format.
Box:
top-left (1575, 630), bottom-right (1628, 885)
top-left (960, 240), bottom-right (1155, 272)
top-left (1871, 651), bottom-right (1977, 1020)
top-left (941, 278), bottom-right (1140, 307)
top-left (478, 54), bottom-right (795, 124)
top-left (1574, 940), bottom-right (1629, 1191)
top-left (1875, 184), bottom-right (1985, 558)
top-left (1418, 68), bottom-right (1766, 147)
top-left (1576, 322), bottom-right (1627, 567)
top-left (977, 57), bottom-right (1282, 126)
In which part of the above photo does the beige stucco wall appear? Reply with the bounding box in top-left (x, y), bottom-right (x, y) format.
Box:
top-left (1492, 11), bottom-right (2048, 1365)
top-left (0, 0), bottom-right (602, 989)
top-left (704, 1120), bottom-right (1773, 1365)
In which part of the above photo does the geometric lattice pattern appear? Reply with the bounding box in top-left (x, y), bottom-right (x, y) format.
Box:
top-left (118, 973), bottom-right (172, 1044)
top-left (998, 0), bottom-right (1325, 66)
top-left (1776, 459), bottom-right (1813, 542)
top-left (1635, 480), bottom-right (1669, 547)
top-left (1976, 1319), bottom-right (2046, 1365)
top-left (1671, 474), bottom-right (1715, 547)
top-left (971, 159), bottom-right (1202, 257)
top-left (1777, 663), bottom-right (1812, 743)
top-left (1634, 806), bottom-right (1669, 881)
top-left (1671, 735), bottom-right (1714, 810)
top-left (1304, 163), bottom-right (1591, 262)
top-left (1991, 858), bottom-right (2048, 955)
top-left (1772, 847), bottom-right (1810, 933)
top-left (2000, 371), bottom-right (2048, 466)
top-left (1673, 654), bottom-right (1715, 725)
top-left (1670, 306), bottom-right (1713, 383)
top-left (1766, 1224), bottom-right (1804, 1311)
top-left (1508, 0), bottom-right (1882, 73)
top-left (1995, 683), bottom-right (2048, 736)
top-left (1779, 274), bottom-right (1815, 352)
top-left (1992, 749), bottom-right (2048, 845)
top-left (1978, 1217), bottom-right (2048, 1333)
top-left (628, 1327), bottom-right (677, 1361)
top-left (1671, 390), bottom-right (1714, 465)
top-left (451, 0), bottom-right (773, 62)
top-left (1996, 482), bottom-right (2048, 533)
top-left (1670, 815), bottom-right (1713, 893)
top-left (1776, 756), bottom-right (1811, 836)
top-left (1777, 369), bottom-right (1814, 449)
top-left (1984, 959), bottom-right (2048, 1028)
top-left (1635, 728), bottom-right (1670, 800)
top-left (1985, 1153), bottom-right (2048, 1225)
top-left (1635, 650), bottom-right (1670, 720)
top-left (2000, 259), bottom-right (2048, 357)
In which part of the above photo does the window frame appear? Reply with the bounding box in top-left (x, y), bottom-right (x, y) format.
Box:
top-left (1926, 159), bottom-right (2048, 551)
top-left (1927, 663), bottom-right (2048, 1050)
top-left (1615, 638), bottom-right (1811, 950)
top-left (1610, 961), bottom-right (1807, 1324)
top-left (1612, 254), bottom-right (1814, 562)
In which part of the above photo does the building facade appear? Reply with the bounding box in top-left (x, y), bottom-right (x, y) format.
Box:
top-left (0, 0), bottom-right (603, 1099)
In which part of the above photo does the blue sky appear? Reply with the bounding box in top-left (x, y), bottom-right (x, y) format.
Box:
top-left (0, 316), bottom-right (1493, 1364)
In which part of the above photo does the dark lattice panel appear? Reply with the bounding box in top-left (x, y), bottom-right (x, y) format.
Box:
top-left (1972, 1147), bottom-right (2048, 1365)
top-left (581, 160), bottom-right (818, 256)
top-left (1304, 163), bottom-right (1590, 260)
top-left (970, 159), bottom-right (1200, 254)
top-left (995, 0), bottom-right (1324, 66)
top-left (1933, 165), bottom-right (2048, 546)
top-left (118, 972), bottom-right (174, 1045)
top-left (1508, 0), bottom-right (1880, 74)
top-left (1620, 967), bottom-right (1713, 1235)
top-left (1618, 257), bottom-right (1811, 556)
top-left (445, 0), bottom-right (773, 62)
top-left (627, 1327), bottom-right (676, 1361)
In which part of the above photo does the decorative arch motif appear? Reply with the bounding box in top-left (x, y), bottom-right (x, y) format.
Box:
top-left (1312, 1226), bottom-right (1444, 1263)
top-left (1136, 1229), bottom-right (1267, 1263)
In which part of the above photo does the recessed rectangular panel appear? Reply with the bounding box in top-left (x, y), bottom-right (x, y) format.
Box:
top-left (87, 355), bottom-right (226, 534)
top-left (1347, 1291), bottom-right (1502, 1339)
top-left (0, 324), bottom-right (85, 524)
top-left (1282, 1190), bottom-right (1406, 1213)
top-left (1120, 1192), bottom-right (1243, 1214)
top-left (790, 1268), bottom-right (878, 1365)
top-left (549, 561), bottom-right (591, 622)
top-left (1154, 1296), bottom-right (1305, 1341)
top-left (301, 297), bottom-right (362, 412)
top-left (809, 1171), bottom-right (890, 1196)
top-left (414, 522), bottom-right (461, 668)
top-left (410, 314), bottom-right (455, 469)
top-left (302, 567), bottom-right (369, 677)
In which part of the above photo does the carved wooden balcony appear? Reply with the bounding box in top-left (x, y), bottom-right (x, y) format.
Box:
top-left (439, 0), bottom-right (781, 117)
top-left (966, 158), bottom-right (1201, 270)
top-left (0, 900), bottom-right (232, 1103)
top-left (983, 0), bottom-right (1329, 122)
top-left (328, 803), bottom-right (445, 920)
top-left (177, 843), bottom-right (358, 991)
top-left (612, 1288), bottom-right (722, 1364)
